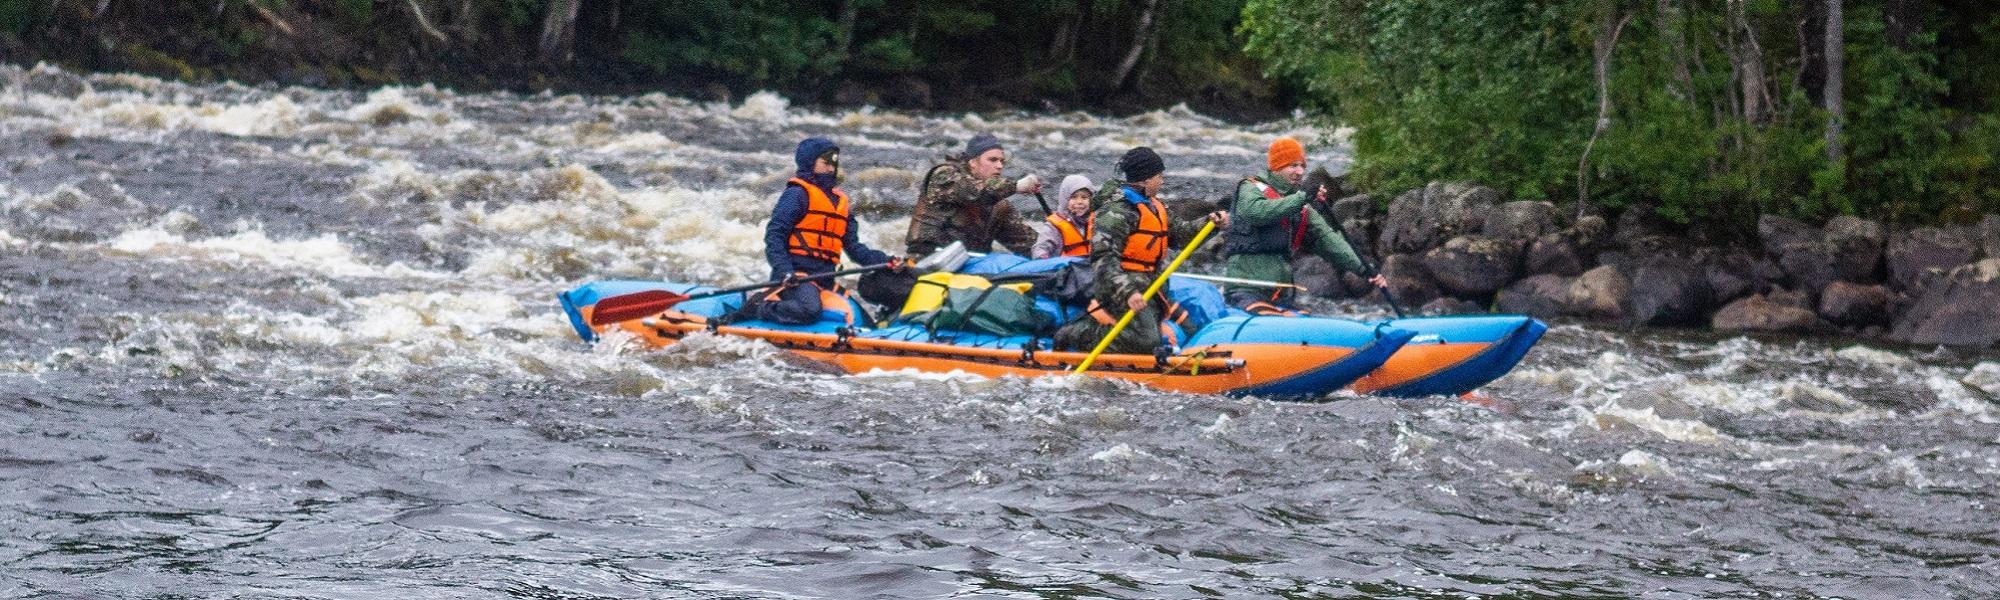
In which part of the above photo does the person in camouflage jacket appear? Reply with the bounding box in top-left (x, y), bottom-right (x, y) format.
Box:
top-left (905, 133), bottom-right (1044, 256)
top-left (1053, 147), bottom-right (1230, 355)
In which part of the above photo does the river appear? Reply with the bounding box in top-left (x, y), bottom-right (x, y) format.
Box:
top-left (4, 63), bottom-right (1999, 598)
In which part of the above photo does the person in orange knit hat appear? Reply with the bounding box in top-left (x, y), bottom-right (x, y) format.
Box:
top-left (1219, 136), bottom-right (1386, 314)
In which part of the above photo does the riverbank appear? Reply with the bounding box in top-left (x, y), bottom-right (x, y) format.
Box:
top-left (1299, 180), bottom-right (2000, 350)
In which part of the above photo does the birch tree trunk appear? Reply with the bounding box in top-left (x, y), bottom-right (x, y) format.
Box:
top-left (1577, 9), bottom-right (1634, 218)
top-left (538, 0), bottom-right (582, 65)
top-left (1112, 0), bottom-right (1161, 90)
top-left (1824, 0), bottom-right (1843, 161)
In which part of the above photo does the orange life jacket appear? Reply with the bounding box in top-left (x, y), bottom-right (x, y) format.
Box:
top-left (1046, 213), bottom-right (1094, 257)
top-left (785, 177), bottom-right (850, 263)
top-left (1118, 192), bottom-right (1171, 272)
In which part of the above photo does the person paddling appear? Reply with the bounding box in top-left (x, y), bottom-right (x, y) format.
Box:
top-left (1222, 136), bottom-right (1386, 315)
top-left (748, 137), bottom-right (906, 324)
top-left (1030, 174), bottom-right (1095, 259)
top-left (905, 133), bottom-right (1043, 257)
top-left (1052, 147), bottom-right (1229, 354)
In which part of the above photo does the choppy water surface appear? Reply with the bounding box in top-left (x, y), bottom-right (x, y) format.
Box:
top-left (4, 64), bottom-right (1999, 598)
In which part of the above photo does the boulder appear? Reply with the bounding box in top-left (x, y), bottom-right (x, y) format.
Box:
top-left (1377, 182), bottom-right (1499, 256)
top-left (1699, 249), bottom-right (1761, 305)
top-left (1824, 215), bottom-right (1886, 283)
top-left (1889, 258), bottom-right (2000, 347)
top-left (1331, 194), bottom-right (1376, 223)
top-left (1612, 205), bottom-right (1675, 249)
top-left (1595, 250), bottom-right (1636, 277)
top-left (1567, 266), bottom-right (1630, 321)
top-left (1887, 226), bottom-right (1980, 292)
top-left (1775, 240), bottom-right (1840, 299)
top-left (1757, 214), bottom-right (1818, 259)
top-left (1817, 281), bottom-right (1893, 327)
top-left (1291, 255), bottom-right (1345, 299)
top-left (1712, 295), bottom-right (1833, 334)
top-left (1624, 255), bottom-right (1713, 327)
top-left (1483, 200), bottom-right (1560, 241)
top-left (1421, 297), bottom-right (1485, 315)
top-left (1571, 215), bottom-right (1610, 251)
top-left (1766, 288), bottom-right (1814, 310)
top-left (1378, 254), bottom-right (1441, 309)
top-left (1525, 233), bottom-right (1585, 276)
top-left (1495, 274), bottom-right (1572, 319)
top-left (1422, 235), bottom-right (1524, 298)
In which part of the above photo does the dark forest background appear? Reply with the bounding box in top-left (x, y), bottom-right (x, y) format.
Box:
top-left (4, 0), bottom-right (1998, 230)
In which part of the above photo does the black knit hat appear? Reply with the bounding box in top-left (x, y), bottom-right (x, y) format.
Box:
top-left (1118, 146), bottom-right (1165, 181)
top-left (963, 133), bottom-right (1003, 160)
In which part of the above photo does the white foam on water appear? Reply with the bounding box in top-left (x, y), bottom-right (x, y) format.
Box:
top-left (102, 227), bottom-right (439, 280)
top-left (1586, 405), bottom-right (1723, 444)
top-left (1963, 362), bottom-right (2000, 396)
top-left (1834, 344), bottom-right (1919, 370)
top-left (338, 86), bottom-right (454, 126)
top-left (1089, 442), bottom-right (1151, 462)
top-left (728, 91), bottom-right (792, 122)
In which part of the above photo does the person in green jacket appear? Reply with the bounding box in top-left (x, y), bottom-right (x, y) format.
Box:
top-left (1053, 147), bottom-right (1229, 354)
top-left (1222, 137), bottom-right (1386, 315)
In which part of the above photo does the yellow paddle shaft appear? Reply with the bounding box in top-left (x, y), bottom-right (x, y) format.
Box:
top-left (1073, 220), bottom-right (1218, 373)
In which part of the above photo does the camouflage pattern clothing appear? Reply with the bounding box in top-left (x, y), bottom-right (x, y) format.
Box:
top-left (905, 161), bottom-right (1038, 256)
top-left (1052, 181), bottom-right (1214, 354)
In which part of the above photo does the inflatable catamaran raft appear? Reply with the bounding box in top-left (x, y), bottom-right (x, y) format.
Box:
top-left (559, 252), bottom-right (1543, 399)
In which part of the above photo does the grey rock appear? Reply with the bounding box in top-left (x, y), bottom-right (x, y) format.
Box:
top-left (1758, 214), bottom-right (1817, 260)
top-left (1495, 274), bottom-right (1572, 319)
top-left (1824, 215), bottom-right (1886, 283)
top-left (1567, 266), bottom-right (1630, 321)
top-left (1332, 194), bottom-right (1376, 222)
top-left (1422, 235), bottom-right (1524, 298)
top-left (1817, 281), bottom-right (1893, 327)
top-left (1420, 297), bottom-right (1485, 315)
top-left (1887, 226), bottom-right (1980, 292)
top-left (1625, 255), bottom-right (1713, 327)
top-left (1713, 295), bottom-right (1833, 334)
top-left (1889, 258), bottom-right (2000, 347)
top-left (1379, 254), bottom-right (1441, 310)
top-left (1291, 255), bottom-right (1345, 299)
top-left (1377, 182), bottom-right (1499, 256)
top-left (1483, 200), bottom-right (1560, 241)
top-left (1525, 233), bottom-right (1585, 276)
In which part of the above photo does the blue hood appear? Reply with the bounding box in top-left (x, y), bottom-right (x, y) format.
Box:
top-left (794, 137), bottom-right (839, 188)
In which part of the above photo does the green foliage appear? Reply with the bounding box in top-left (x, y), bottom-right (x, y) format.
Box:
top-left (336, 0), bottom-right (372, 27)
top-left (623, 1), bottom-right (840, 87)
top-left (1243, 0), bottom-right (2000, 230)
top-left (0, 0), bottom-right (35, 34)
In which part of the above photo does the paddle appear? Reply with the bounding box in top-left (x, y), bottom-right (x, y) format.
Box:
top-left (1316, 183), bottom-right (1406, 319)
top-left (1032, 191), bottom-right (1054, 217)
top-left (1073, 220), bottom-right (1219, 373)
top-left (1173, 272), bottom-right (1306, 290)
top-left (588, 242), bottom-right (969, 326)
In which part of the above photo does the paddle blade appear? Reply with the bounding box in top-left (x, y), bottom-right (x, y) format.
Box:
top-left (588, 289), bottom-right (688, 326)
top-left (914, 241), bottom-right (970, 273)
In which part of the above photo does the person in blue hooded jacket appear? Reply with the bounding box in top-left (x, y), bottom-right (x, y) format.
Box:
top-left (748, 137), bottom-right (905, 324)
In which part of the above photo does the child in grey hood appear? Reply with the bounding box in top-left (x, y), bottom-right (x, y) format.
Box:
top-left (1030, 174), bottom-right (1096, 259)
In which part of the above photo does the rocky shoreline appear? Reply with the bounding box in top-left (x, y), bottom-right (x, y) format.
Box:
top-left (1288, 181), bottom-right (2000, 349)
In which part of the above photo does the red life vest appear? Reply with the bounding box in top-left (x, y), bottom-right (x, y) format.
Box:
top-left (1118, 196), bottom-right (1171, 272)
top-left (785, 177), bottom-right (850, 263)
top-left (1250, 178), bottom-right (1310, 255)
top-left (1046, 213), bottom-right (1094, 257)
